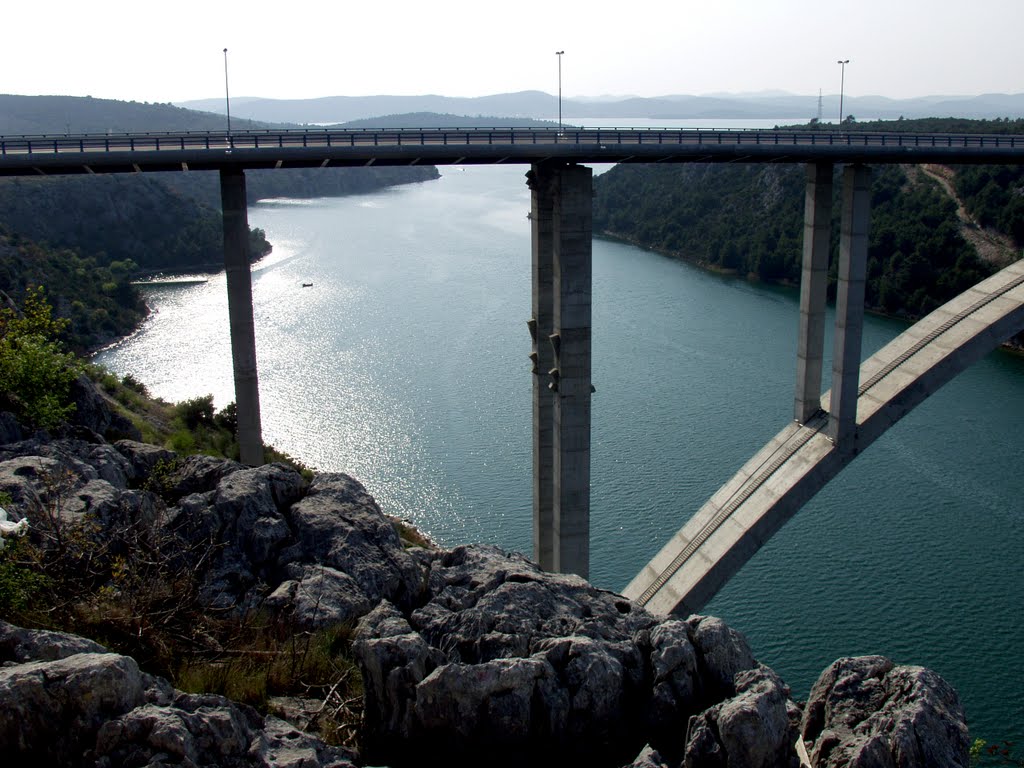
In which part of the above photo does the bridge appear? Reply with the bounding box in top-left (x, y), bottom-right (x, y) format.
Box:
top-left (3, 126), bottom-right (1024, 173)
top-left (2, 126), bottom-right (1023, 601)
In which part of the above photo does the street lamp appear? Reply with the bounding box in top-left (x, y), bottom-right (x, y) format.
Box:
top-left (556, 50), bottom-right (565, 134)
top-left (837, 59), bottom-right (850, 126)
top-left (223, 48), bottom-right (232, 135)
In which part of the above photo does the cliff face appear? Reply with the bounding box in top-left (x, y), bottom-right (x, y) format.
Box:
top-left (0, 382), bottom-right (971, 767)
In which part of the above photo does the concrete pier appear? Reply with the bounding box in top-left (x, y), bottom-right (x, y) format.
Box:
top-left (219, 168), bottom-right (265, 466)
top-left (528, 163), bottom-right (593, 579)
top-left (829, 164), bottom-right (872, 448)
top-left (528, 165), bottom-right (556, 571)
top-left (794, 162), bottom-right (833, 423)
top-left (551, 164), bottom-right (593, 578)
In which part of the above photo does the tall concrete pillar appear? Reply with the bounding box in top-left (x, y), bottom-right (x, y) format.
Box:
top-left (829, 164), bottom-right (871, 449)
top-left (551, 164), bottom-right (593, 578)
top-left (220, 167), bottom-right (265, 466)
top-left (794, 162), bottom-right (833, 423)
top-left (527, 164), bottom-right (556, 571)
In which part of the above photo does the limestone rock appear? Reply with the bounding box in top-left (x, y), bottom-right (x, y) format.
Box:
top-left (0, 651), bottom-right (146, 765)
top-left (687, 614), bottom-right (758, 700)
top-left (354, 545), bottom-right (667, 767)
top-left (68, 373), bottom-right (114, 437)
top-left (0, 623), bottom-right (357, 768)
top-left (624, 745), bottom-right (672, 768)
top-left (276, 473), bottom-right (425, 620)
top-left (266, 563), bottom-right (375, 627)
top-left (801, 656), bottom-right (970, 768)
top-left (682, 665), bottom-right (801, 768)
top-left (114, 439), bottom-right (177, 480)
top-left (0, 620), bottom-right (109, 663)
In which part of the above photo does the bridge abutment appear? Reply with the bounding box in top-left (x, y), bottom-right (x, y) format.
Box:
top-left (528, 163), bottom-right (593, 579)
top-left (220, 167), bottom-right (265, 466)
top-left (795, 162), bottom-right (833, 423)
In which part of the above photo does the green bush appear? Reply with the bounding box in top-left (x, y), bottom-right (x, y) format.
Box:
top-left (176, 394), bottom-right (216, 430)
top-left (0, 286), bottom-right (81, 430)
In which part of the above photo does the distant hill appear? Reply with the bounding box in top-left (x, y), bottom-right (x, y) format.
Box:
top-left (0, 94), bottom-right (272, 135)
top-left (337, 112), bottom-right (558, 129)
top-left (178, 90), bottom-right (1024, 124)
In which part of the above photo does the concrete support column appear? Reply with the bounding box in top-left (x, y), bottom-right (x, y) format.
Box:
top-left (220, 167), bottom-right (265, 466)
top-left (527, 164), bottom-right (556, 571)
top-left (829, 164), bottom-right (872, 448)
top-left (551, 164), bottom-right (593, 578)
top-left (794, 162), bottom-right (833, 423)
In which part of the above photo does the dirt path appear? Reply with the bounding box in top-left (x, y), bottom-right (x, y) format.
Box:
top-left (914, 164), bottom-right (1018, 268)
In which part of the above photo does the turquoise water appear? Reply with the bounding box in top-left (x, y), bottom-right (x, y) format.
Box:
top-left (97, 164), bottom-right (1024, 744)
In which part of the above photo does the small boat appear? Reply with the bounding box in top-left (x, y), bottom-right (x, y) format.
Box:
top-left (302, 282), bottom-right (313, 288)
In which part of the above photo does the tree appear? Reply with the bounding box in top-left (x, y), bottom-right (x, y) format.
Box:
top-left (0, 287), bottom-right (81, 429)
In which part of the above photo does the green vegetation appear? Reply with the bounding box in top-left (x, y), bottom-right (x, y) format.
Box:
top-left (0, 286), bottom-right (81, 429)
top-left (593, 117), bottom-right (1023, 321)
top-left (972, 738), bottom-right (1024, 766)
top-left (0, 231), bottom-right (146, 351)
top-left (0, 175), bottom-right (271, 275)
top-left (954, 165), bottom-right (1024, 244)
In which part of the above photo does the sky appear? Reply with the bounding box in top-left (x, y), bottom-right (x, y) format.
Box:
top-left (2, 0), bottom-right (1021, 104)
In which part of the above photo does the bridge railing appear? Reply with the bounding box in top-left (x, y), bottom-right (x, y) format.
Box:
top-left (2, 127), bottom-right (1024, 157)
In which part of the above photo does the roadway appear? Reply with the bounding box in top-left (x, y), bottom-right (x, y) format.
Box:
top-left (3, 127), bottom-right (1024, 175)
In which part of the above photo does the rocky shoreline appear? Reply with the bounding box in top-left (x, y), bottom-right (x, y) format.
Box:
top-left (0, 378), bottom-right (971, 767)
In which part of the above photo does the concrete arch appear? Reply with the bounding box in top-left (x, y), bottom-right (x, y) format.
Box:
top-left (624, 258), bottom-right (1024, 616)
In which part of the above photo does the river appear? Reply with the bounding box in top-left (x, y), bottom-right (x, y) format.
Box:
top-left (96, 155), bottom-right (1024, 747)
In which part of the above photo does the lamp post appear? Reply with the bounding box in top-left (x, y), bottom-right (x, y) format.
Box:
top-left (223, 47), bottom-right (232, 136)
top-left (837, 59), bottom-right (849, 125)
top-left (556, 50), bottom-right (565, 135)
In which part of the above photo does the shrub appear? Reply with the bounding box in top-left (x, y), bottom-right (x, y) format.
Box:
top-left (0, 286), bottom-right (81, 430)
top-left (176, 394), bottom-right (216, 430)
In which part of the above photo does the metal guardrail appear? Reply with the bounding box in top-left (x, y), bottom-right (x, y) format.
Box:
top-left (2, 127), bottom-right (1023, 157)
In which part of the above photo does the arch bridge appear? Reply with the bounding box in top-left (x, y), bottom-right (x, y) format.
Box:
top-left (2, 126), bottom-right (1023, 601)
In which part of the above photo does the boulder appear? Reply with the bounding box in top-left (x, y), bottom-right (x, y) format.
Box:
top-left (354, 545), bottom-right (672, 767)
top-left (682, 665), bottom-right (801, 768)
top-left (68, 373), bottom-right (114, 437)
top-left (801, 655), bottom-right (970, 768)
top-left (275, 473), bottom-right (425, 620)
top-left (114, 439), bottom-right (177, 480)
top-left (0, 620), bottom-right (109, 663)
top-left (0, 651), bottom-right (146, 766)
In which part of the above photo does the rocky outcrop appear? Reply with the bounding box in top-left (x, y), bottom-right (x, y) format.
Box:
top-left (0, 622), bottom-right (357, 768)
top-left (351, 544), bottom-right (797, 768)
top-left (0, 415), bottom-right (973, 768)
top-left (800, 656), bottom-right (970, 768)
top-left (682, 665), bottom-right (802, 768)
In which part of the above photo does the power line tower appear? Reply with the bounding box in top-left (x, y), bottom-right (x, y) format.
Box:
top-left (817, 89), bottom-right (823, 122)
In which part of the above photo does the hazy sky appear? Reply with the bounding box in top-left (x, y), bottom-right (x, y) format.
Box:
top-left (3, 0), bottom-right (1020, 104)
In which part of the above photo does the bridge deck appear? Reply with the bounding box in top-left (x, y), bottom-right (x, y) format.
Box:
top-left (624, 258), bottom-right (1024, 616)
top-left (3, 127), bottom-right (1024, 176)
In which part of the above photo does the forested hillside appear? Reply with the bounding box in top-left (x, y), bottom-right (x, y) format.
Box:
top-left (0, 232), bottom-right (145, 352)
top-left (0, 175), bottom-right (270, 274)
top-left (593, 118), bottom-right (1022, 321)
